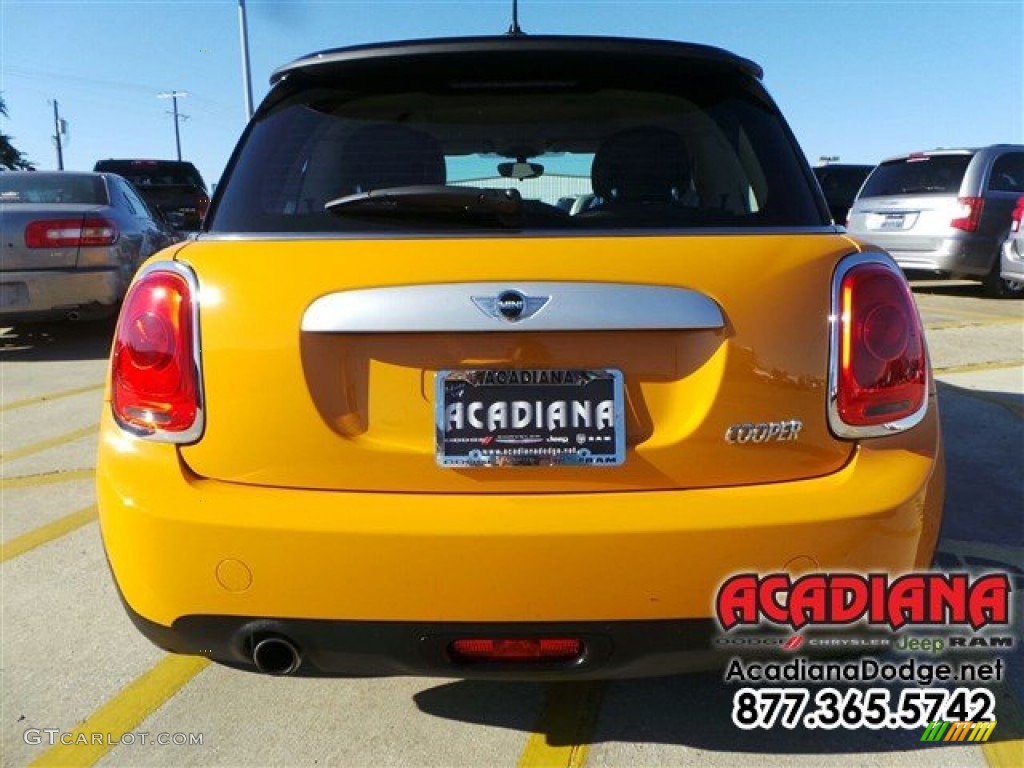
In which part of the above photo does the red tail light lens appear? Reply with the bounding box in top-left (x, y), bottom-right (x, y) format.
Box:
top-left (830, 259), bottom-right (928, 437)
top-left (1011, 196), bottom-right (1024, 233)
top-left (950, 196), bottom-right (984, 232)
top-left (112, 267), bottom-right (202, 441)
top-left (25, 217), bottom-right (118, 248)
top-left (449, 638), bottom-right (583, 663)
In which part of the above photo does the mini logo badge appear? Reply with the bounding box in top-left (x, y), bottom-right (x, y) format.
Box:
top-left (497, 290), bottom-right (526, 319)
top-left (472, 290), bottom-right (549, 323)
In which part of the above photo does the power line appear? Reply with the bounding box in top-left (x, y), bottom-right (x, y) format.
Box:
top-left (6, 66), bottom-right (236, 118)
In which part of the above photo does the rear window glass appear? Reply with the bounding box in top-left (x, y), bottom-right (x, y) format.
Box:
top-left (0, 174), bottom-right (107, 205)
top-left (96, 162), bottom-right (205, 190)
top-left (813, 166), bottom-right (872, 207)
top-left (859, 155), bottom-right (971, 198)
top-left (210, 69), bottom-right (823, 233)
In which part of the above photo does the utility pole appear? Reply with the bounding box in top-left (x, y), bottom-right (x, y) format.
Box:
top-left (238, 0), bottom-right (254, 120)
top-left (158, 91), bottom-right (189, 160)
top-left (51, 100), bottom-right (64, 170)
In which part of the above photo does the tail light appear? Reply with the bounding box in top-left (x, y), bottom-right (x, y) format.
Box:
top-left (449, 638), bottom-right (583, 663)
top-left (111, 263), bottom-right (203, 442)
top-left (1010, 196), bottom-right (1024, 233)
top-left (25, 217), bottom-right (118, 248)
top-left (829, 255), bottom-right (928, 438)
top-left (950, 197), bottom-right (984, 232)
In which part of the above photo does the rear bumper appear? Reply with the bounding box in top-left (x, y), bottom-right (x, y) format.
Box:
top-left (888, 239), bottom-right (994, 277)
top-left (0, 268), bottom-right (125, 321)
top-left (116, 592), bottom-right (724, 679)
top-left (851, 233), bottom-right (995, 277)
top-left (97, 402), bottom-right (944, 678)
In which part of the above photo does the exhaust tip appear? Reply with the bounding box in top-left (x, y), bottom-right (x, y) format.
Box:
top-left (252, 636), bottom-right (301, 676)
top-left (66, 310), bottom-right (82, 322)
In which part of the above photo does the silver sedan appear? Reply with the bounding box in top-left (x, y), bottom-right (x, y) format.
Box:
top-left (1, 170), bottom-right (176, 322)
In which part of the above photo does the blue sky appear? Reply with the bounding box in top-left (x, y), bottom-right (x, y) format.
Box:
top-left (1, 0), bottom-right (1021, 189)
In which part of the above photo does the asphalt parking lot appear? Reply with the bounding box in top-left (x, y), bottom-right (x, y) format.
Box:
top-left (2, 280), bottom-right (1021, 768)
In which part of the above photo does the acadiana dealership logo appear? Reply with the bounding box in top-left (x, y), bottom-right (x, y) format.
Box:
top-left (715, 572), bottom-right (1011, 632)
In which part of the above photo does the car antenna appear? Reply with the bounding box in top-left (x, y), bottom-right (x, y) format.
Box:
top-left (506, 0), bottom-right (525, 36)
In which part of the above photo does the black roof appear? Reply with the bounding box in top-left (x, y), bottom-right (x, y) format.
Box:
top-left (270, 35), bottom-right (763, 84)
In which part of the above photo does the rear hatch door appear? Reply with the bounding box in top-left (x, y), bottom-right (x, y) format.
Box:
top-left (849, 153), bottom-right (972, 251)
top-left (178, 233), bottom-right (856, 493)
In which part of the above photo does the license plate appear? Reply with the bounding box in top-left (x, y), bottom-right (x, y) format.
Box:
top-left (868, 212), bottom-right (908, 231)
top-left (436, 368), bottom-right (625, 467)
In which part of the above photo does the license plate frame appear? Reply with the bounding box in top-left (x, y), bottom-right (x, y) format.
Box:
top-left (435, 368), bottom-right (625, 467)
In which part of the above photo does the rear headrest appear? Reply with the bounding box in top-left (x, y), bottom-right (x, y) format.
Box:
top-left (592, 127), bottom-right (691, 204)
top-left (337, 124), bottom-right (446, 195)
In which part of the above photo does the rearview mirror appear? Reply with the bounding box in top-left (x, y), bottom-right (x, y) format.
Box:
top-left (498, 161), bottom-right (544, 180)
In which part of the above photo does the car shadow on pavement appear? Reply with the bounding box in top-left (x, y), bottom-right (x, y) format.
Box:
top-left (935, 380), bottom-right (1023, 549)
top-left (0, 319), bottom-right (115, 361)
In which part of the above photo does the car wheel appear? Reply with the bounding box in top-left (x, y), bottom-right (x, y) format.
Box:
top-left (982, 246), bottom-right (1024, 299)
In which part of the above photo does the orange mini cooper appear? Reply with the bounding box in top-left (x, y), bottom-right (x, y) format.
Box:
top-left (98, 35), bottom-right (944, 678)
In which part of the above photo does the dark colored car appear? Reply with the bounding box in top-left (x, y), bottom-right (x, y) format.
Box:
top-left (93, 159), bottom-right (209, 232)
top-left (812, 163), bottom-right (873, 226)
top-left (0, 171), bottom-right (176, 322)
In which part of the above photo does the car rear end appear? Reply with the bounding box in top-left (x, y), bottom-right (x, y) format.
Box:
top-left (93, 160), bottom-right (209, 233)
top-left (847, 146), bottom-right (1024, 296)
top-left (0, 173), bottom-right (131, 322)
top-left (97, 36), bottom-right (944, 679)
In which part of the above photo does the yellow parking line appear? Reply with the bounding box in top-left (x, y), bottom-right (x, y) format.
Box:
top-left (0, 468), bottom-right (95, 490)
top-left (518, 682), bottom-right (605, 768)
top-left (925, 318), bottom-right (1023, 331)
top-left (983, 680), bottom-right (1024, 768)
top-left (920, 303), bottom-right (1024, 323)
top-left (1, 383), bottom-right (104, 412)
top-left (29, 655), bottom-right (209, 767)
top-left (934, 361), bottom-right (1024, 375)
top-left (0, 425), bottom-right (97, 463)
top-left (0, 505), bottom-right (97, 564)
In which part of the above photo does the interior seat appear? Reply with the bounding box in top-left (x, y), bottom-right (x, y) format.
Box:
top-left (579, 127), bottom-right (694, 224)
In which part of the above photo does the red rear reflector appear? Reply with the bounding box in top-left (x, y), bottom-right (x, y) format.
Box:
top-left (25, 217), bottom-right (118, 248)
top-left (112, 268), bottom-right (201, 439)
top-left (834, 262), bottom-right (927, 432)
top-left (950, 196), bottom-right (984, 232)
top-left (1011, 196), bottom-right (1024, 233)
top-left (449, 638), bottom-right (583, 663)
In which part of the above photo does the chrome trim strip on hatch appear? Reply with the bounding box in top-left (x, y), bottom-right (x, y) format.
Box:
top-left (301, 282), bottom-right (725, 333)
